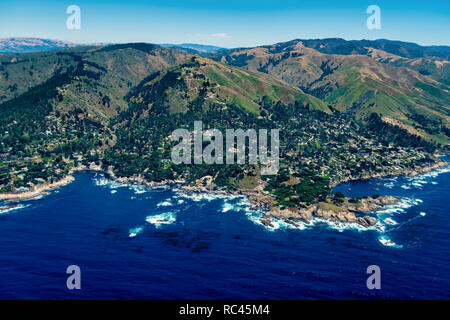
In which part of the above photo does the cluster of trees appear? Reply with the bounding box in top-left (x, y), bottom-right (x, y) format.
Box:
top-left (365, 113), bottom-right (438, 152)
top-left (263, 168), bottom-right (331, 208)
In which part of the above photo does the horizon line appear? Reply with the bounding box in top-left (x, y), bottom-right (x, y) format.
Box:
top-left (1, 36), bottom-right (449, 49)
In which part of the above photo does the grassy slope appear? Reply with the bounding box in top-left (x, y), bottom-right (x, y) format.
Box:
top-left (128, 56), bottom-right (329, 116)
top-left (210, 40), bottom-right (450, 145)
top-left (0, 44), bottom-right (191, 120)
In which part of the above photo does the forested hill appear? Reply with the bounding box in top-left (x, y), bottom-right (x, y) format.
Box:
top-left (0, 43), bottom-right (192, 118)
top-left (0, 41), bottom-right (447, 210)
top-left (208, 38), bottom-right (450, 145)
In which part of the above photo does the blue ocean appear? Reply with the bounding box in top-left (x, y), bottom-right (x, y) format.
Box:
top-left (0, 163), bottom-right (449, 299)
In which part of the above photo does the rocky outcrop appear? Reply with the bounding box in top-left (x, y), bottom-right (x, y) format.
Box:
top-left (346, 196), bottom-right (398, 212)
top-left (356, 216), bottom-right (378, 227)
top-left (259, 195), bottom-right (399, 227)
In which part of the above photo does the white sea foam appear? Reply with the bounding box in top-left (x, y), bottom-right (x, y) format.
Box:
top-left (221, 202), bottom-right (235, 213)
top-left (316, 218), bottom-right (385, 233)
top-left (378, 236), bottom-right (402, 248)
top-left (110, 190), bottom-right (117, 194)
top-left (248, 216), bottom-right (282, 231)
top-left (129, 226), bottom-right (144, 238)
top-left (412, 182), bottom-right (424, 188)
top-left (400, 165), bottom-right (450, 190)
top-left (378, 207), bottom-right (406, 214)
top-left (94, 175), bottom-right (149, 195)
top-left (94, 176), bottom-right (128, 189)
top-left (146, 212), bottom-right (176, 228)
top-left (383, 182), bottom-right (394, 188)
top-left (25, 192), bottom-right (51, 201)
top-left (419, 212), bottom-right (426, 217)
top-left (175, 190), bottom-right (238, 203)
top-left (0, 204), bottom-right (29, 215)
top-left (384, 218), bottom-right (398, 225)
top-left (157, 200), bottom-right (174, 207)
top-left (130, 185), bottom-right (148, 194)
top-left (373, 197), bottom-right (417, 216)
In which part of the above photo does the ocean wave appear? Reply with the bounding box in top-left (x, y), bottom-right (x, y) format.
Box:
top-left (249, 213), bottom-right (384, 233)
top-left (157, 200), bottom-right (174, 207)
top-left (94, 175), bottom-right (150, 195)
top-left (376, 197), bottom-right (421, 216)
top-left (221, 202), bottom-right (235, 213)
top-left (146, 212), bottom-right (176, 228)
top-left (247, 215), bottom-right (295, 232)
top-left (384, 218), bottom-right (398, 225)
top-left (373, 197), bottom-right (423, 231)
top-left (383, 182), bottom-right (394, 188)
top-left (378, 236), bottom-right (402, 248)
top-left (175, 190), bottom-right (238, 203)
top-left (400, 165), bottom-right (450, 189)
top-left (0, 204), bottom-right (29, 215)
top-left (377, 207), bottom-right (406, 214)
top-left (315, 218), bottom-right (385, 233)
top-left (220, 197), bottom-right (253, 214)
top-left (94, 176), bottom-right (129, 189)
top-left (129, 226), bottom-right (144, 238)
top-left (130, 185), bottom-right (148, 194)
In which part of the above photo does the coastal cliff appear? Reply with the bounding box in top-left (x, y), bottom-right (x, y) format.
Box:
top-left (254, 195), bottom-right (397, 228)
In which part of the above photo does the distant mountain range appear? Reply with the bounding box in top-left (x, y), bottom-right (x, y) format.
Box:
top-left (160, 43), bottom-right (227, 53)
top-left (0, 38), bottom-right (227, 55)
top-left (0, 37), bottom-right (448, 145)
top-left (0, 38), bottom-right (83, 54)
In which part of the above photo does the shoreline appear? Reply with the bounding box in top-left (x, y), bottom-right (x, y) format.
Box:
top-left (330, 158), bottom-right (448, 187)
top-left (0, 164), bottom-right (104, 202)
top-left (0, 175), bottom-right (75, 202)
top-left (0, 157), bottom-right (448, 206)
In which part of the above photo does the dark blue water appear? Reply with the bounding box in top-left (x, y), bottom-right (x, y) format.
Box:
top-left (0, 164), bottom-right (449, 299)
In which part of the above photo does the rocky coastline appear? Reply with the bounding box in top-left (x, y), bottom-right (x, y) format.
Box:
top-left (0, 157), bottom-right (447, 230)
top-left (255, 195), bottom-right (399, 229)
top-left (330, 159), bottom-right (448, 187)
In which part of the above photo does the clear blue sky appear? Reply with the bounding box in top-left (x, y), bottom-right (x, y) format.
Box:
top-left (0, 0), bottom-right (449, 47)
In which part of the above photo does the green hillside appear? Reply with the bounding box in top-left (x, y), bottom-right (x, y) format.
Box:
top-left (210, 39), bottom-right (450, 145)
top-left (0, 41), bottom-right (446, 211)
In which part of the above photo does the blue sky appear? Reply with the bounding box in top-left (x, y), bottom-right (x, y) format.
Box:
top-left (0, 0), bottom-right (449, 47)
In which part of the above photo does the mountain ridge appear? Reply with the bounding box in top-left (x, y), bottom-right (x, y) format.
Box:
top-left (208, 38), bottom-right (450, 145)
top-left (0, 41), bottom-right (446, 224)
top-left (0, 37), bottom-right (84, 54)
